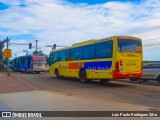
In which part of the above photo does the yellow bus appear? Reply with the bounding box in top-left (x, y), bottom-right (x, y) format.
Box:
top-left (49, 36), bottom-right (143, 83)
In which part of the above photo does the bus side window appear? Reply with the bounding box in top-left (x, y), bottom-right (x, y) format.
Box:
top-left (72, 47), bottom-right (83, 60)
top-left (49, 53), bottom-right (53, 66)
top-left (53, 52), bottom-right (59, 63)
top-left (96, 40), bottom-right (113, 59)
top-left (60, 51), bottom-right (66, 61)
top-left (65, 50), bottom-right (72, 61)
top-left (84, 44), bottom-right (95, 59)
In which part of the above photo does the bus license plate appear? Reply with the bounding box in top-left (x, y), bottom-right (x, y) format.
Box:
top-left (129, 74), bottom-right (135, 77)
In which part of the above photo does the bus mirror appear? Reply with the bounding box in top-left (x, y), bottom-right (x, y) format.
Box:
top-left (29, 43), bottom-right (32, 49)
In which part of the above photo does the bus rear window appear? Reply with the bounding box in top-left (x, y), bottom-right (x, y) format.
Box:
top-left (118, 39), bottom-right (142, 52)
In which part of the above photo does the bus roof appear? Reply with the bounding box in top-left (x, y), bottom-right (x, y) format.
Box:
top-left (51, 35), bottom-right (141, 53)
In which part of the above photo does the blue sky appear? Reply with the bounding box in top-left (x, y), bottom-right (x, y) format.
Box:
top-left (66, 0), bottom-right (141, 4)
top-left (0, 2), bottom-right (9, 10)
top-left (0, 0), bottom-right (160, 60)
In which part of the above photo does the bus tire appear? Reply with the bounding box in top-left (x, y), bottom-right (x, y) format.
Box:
top-left (130, 78), bottom-right (138, 81)
top-left (156, 75), bottom-right (160, 83)
top-left (55, 69), bottom-right (60, 78)
top-left (79, 70), bottom-right (88, 83)
top-left (100, 79), bottom-right (110, 84)
top-left (142, 79), bottom-right (148, 82)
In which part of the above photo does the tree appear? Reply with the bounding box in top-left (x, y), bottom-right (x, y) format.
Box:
top-left (0, 41), bottom-right (4, 62)
top-left (46, 55), bottom-right (49, 64)
top-left (0, 40), bottom-right (7, 70)
top-left (32, 50), bottom-right (44, 55)
top-left (38, 50), bottom-right (43, 55)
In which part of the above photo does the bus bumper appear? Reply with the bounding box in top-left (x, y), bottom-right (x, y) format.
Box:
top-left (113, 71), bottom-right (142, 79)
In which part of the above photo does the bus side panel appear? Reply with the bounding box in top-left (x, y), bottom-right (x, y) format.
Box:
top-left (97, 38), bottom-right (116, 80)
top-left (66, 60), bottom-right (114, 79)
top-left (86, 70), bottom-right (99, 79)
top-left (98, 62), bottom-right (113, 79)
top-left (59, 62), bottom-right (69, 76)
top-left (49, 62), bottom-right (59, 75)
top-left (84, 60), bottom-right (113, 79)
top-left (49, 64), bottom-right (54, 75)
top-left (63, 62), bottom-right (80, 77)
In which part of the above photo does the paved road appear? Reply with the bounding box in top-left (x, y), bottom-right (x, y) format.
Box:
top-left (9, 72), bottom-right (160, 110)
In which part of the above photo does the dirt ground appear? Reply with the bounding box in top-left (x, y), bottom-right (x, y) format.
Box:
top-left (0, 72), bottom-right (37, 93)
top-left (0, 71), bottom-right (160, 109)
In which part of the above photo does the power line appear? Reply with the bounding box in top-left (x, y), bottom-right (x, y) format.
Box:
top-left (131, 25), bottom-right (160, 35)
top-left (143, 43), bottom-right (160, 47)
top-left (144, 48), bottom-right (160, 52)
top-left (142, 38), bottom-right (160, 42)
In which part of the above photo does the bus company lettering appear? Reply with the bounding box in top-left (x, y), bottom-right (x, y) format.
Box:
top-left (59, 65), bottom-right (67, 69)
top-left (126, 63), bottom-right (136, 66)
top-left (127, 54), bottom-right (135, 57)
top-left (85, 61), bottom-right (112, 70)
top-left (87, 66), bottom-right (96, 70)
top-left (87, 66), bottom-right (109, 70)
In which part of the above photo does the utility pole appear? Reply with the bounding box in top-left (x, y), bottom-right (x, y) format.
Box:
top-left (35, 40), bottom-right (38, 55)
top-left (6, 37), bottom-right (10, 76)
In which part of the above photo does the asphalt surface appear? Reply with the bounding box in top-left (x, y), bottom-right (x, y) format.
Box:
top-left (5, 71), bottom-right (160, 110)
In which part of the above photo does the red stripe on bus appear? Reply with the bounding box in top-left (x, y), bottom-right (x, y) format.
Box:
top-left (113, 71), bottom-right (142, 79)
top-left (68, 62), bottom-right (85, 69)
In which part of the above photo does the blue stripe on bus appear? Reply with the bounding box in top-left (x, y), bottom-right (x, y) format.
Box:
top-left (84, 61), bottom-right (112, 70)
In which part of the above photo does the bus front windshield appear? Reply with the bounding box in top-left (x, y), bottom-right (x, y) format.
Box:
top-left (118, 38), bottom-right (142, 53)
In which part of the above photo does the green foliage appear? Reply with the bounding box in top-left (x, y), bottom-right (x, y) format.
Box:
top-left (46, 56), bottom-right (49, 64)
top-left (32, 50), bottom-right (44, 55)
top-left (143, 60), bottom-right (160, 65)
top-left (3, 58), bottom-right (7, 64)
top-left (0, 69), bottom-right (7, 72)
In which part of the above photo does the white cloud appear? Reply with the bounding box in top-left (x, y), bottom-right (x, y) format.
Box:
top-left (0, 0), bottom-right (160, 60)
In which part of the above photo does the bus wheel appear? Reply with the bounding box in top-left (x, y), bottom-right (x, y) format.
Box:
top-left (129, 78), bottom-right (138, 81)
top-left (55, 69), bottom-right (60, 78)
top-left (142, 79), bottom-right (148, 82)
top-left (100, 79), bottom-right (109, 84)
top-left (79, 70), bottom-right (87, 83)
